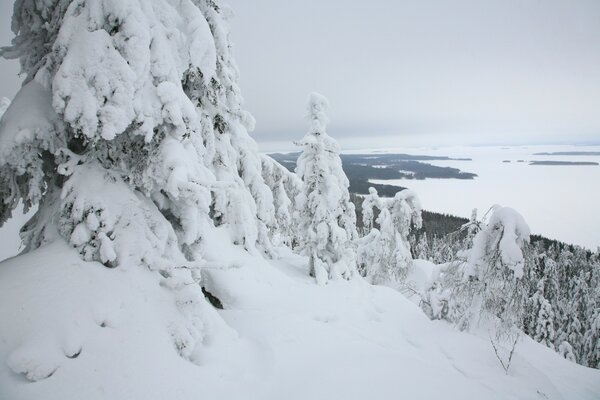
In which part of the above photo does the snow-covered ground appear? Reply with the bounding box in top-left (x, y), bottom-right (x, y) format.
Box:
top-left (365, 144), bottom-right (600, 249)
top-left (1, 235), bottom-right (598, 400)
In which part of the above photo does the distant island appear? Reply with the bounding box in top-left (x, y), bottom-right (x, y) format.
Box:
top-left (533, 151), bottom-right (600, 156)
top-left (529, 160), bottom-right (599, 166)
top-left (269, 153), bottom-right (477, 197)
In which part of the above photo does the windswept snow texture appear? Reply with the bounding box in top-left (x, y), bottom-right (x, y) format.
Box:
top-left (0, 238), bottom-right (598, 400)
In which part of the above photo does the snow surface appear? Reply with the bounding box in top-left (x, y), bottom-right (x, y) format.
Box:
top-left (0, 235), bottom-right (598, 400)
top-left (366, 144), bottom-right (600, 249)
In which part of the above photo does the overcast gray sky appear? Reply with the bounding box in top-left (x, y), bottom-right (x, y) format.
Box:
top-left (1, 0), bottom-right (599, 149)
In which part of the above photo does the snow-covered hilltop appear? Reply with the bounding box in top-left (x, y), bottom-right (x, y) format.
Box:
top-left (0, 0), bottom-right (598, 399)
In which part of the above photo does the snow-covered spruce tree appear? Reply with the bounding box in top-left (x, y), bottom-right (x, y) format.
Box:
top-left (461, 208), bottom-right (481, 249)
top-left (582, 269), bottom-right (600, 368)
top-left (415, 232), bottom-right (430, 260)
top-left (186, 0), bottom-right (276, 255)
top-left (0, 0), bottom-right (274, 364)
top-left (296, 92), bottom-right (358, 284)
top-left (361, 186), bottom-right (381, 233)
top-left (357, 187), bottom-right (422, 285)
top-left (583, 308), bottom-right (600, 368)
top-left (260, 154), bottom-right (303, 248)
top-left (529, 279), bottom-right (556, 350)
top-left (442, 206), bottom-right (531, 370)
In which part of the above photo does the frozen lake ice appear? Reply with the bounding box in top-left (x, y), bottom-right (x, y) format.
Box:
top-left (367, 144), bottom-right (600, 249)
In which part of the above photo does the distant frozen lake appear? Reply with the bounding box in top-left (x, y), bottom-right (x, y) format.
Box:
top-left (367, 144), bottom-right (600, 249)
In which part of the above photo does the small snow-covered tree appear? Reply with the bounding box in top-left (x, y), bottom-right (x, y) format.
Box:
top-left (390, 190), bottom-right (423, 242)
top-left (443, 206), bottom-right (531, 371)
top-left (361, 187), bottom-right (381, 232)
top-left (530, 280), bottom-right (556, 350)
top-left (415, 232), bottom-right (430, 260)
top-left (296, 92), bottom-right (358, 284)
top-left (260, 154), bottom-right (302, 247)
top-left (461, 208), bottom-right (480, 248)
top-left (558, 341), bottom-right (576, 363)
top-left (357, 187), bottom-right (422, 286)
top-left (583, 303), bottom-right (600, 368)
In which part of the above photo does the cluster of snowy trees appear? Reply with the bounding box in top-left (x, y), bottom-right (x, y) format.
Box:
top-left (523, 242), bottom-right (600, 368)
top-left (0, 0), bottom-right (305, 363)
top-left (0, 0), bottom-right (420, 367)
top-left (412, 211), bottom-right (600, 369)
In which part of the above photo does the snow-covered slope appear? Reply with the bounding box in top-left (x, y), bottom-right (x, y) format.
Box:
top-left (0, 235), bottom-right (598, 400)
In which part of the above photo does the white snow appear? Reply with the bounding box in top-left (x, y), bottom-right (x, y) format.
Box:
top-left (0, 237), bottom-right (598, 400)
top-left (0, 81), bottom-right (57, 161)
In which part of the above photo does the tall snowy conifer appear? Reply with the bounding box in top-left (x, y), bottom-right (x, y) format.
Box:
top-left (296, 92), bottom-right (358, 284)
top-left (0, 0), bottom-right (278, 362)
top-left (186, 0), bottom-right (276, 254)
top-left (530, 279), bottom-right (556, 350)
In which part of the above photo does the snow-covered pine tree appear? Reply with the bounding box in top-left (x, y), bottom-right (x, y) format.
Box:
top-left (583, 308), bottom-right (600, 368)
top-left (558, 341), bottom-right (577, 363)
top-left (461, 208), bottom-right (480, 248)
top-left (187, 0), bottom-right (276, 254)
top-left (356, 187), bottom-right (422, 285)
top-left (0, 0), bottom-right (276, 364)
top-left (260, 154), bottom-right (302, 248)
top-left (389, 189), bottom-right (422, 261)
top-left (361, 187), bottom-right (381, 233)
top-left (529, 280), bottom-right (556, 350)
top-left (296, 92), bottom-right (358, 284)
top-left (582, 270), bottom-right (600, 368)
top-left (444, 206), bottom-right (531, 344)
top-left (415, 232), bottom-right (430, 260)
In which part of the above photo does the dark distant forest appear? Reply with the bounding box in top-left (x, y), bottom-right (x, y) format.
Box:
top-left (270, 152), bottom-right (476, 197)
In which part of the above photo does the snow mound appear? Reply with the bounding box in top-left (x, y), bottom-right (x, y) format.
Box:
top-left (469, 205), bottom-right (531, 278)
top-left (0, 239), bottom-right (598, 399)
top-left (0, 82), bottom-right (57, 161)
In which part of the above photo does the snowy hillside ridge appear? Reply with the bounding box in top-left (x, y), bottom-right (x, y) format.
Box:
top-left (0, 239), bottom-right (599, 399)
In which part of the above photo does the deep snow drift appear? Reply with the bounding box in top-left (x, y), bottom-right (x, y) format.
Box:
top-left (0, 232), bottom-right (598, 400)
